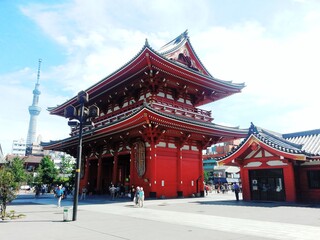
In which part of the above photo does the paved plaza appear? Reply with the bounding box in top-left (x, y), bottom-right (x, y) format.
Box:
top-left (1, 191), bottom-right (320, 240)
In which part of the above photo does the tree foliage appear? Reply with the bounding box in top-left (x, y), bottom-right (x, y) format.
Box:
top-left (59, 155), bottom-right (74, 175)
top-left (0, 167), bottom-right (17, 220)
top-left (9, 157), bottom-right (26, 186)
top-left (37, 156), bottom-right (58, 185)
top-left (57, 155), bottom-right (75, 189)
top-left (0, 157), bottom-right (26, 220)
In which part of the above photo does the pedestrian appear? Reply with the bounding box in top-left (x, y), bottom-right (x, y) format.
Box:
top-left (62, 186), bottom-right (67, 199)
top-left (130, 185), bottom-right (135, 201)
top-left (204, 184), bottom-right (209, 196)
top-left (134, 186), bottom-right (140, 206)
top-left (109, 184), bottom-right (116, 200)
top-left (120, 184), bottom-right (125, 198)
top-left (221, 184), bottom-right (225, 194)
top-left (56, 185), bottom-right (64, 208)
top-left (81, 186), bottom-right (87, 200)
top-left (233, 182), bottom-right (240, 201)
top-left (138, 187), bottom-right (145, 208)
top-left (35, 185), bottom-right (40, 198)
top-left (115, 184), bottom-right (120, 198)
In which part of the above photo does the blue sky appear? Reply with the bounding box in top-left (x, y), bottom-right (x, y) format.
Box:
top-left (1, 0), bottom-right (320, 155)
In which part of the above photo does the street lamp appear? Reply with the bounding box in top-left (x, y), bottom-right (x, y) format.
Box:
top-left (64, 91), bottom-right (99, 221)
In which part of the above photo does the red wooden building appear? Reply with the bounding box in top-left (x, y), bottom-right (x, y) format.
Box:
top-left (44, 31), bottom-right (247, 198)
top-left (218, 123), bottom-right (320, 202)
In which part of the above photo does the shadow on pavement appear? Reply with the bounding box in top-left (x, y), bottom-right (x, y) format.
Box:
top-left (193, 200), bottom-right (320, 209)
top-left (13, 193), bottom-right (133, 205)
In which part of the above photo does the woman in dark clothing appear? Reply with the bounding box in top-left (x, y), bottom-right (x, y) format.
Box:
top-left (130, 185), bottom-right (135, 201)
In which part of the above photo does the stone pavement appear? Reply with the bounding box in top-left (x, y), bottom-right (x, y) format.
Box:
top-left (1, 191), bottom-right (320, 240)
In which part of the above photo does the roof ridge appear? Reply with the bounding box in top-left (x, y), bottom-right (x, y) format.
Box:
top-left (250, 123), bottom-right (303, 150)
top-left (158, 30), bottom-right (189, 53)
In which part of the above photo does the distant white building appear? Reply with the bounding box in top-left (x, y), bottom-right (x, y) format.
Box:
top-left (12, 135), bottom-right (46, 156)
top-left (9, 140), bottom-right (72, 170)
top-left (11, 138), bottom-right (27, 156)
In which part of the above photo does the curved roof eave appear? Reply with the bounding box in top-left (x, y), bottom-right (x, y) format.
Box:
top-left (158, 30), bottom-right (189, 54)
top-left (218, 134), bottom-right (307, 166)
top-left (157, 31), bottom-right (244, 90)
top-left (45, 103), bottom-right (247, 150)
top-left (149, 50), bottom-right (245, 92)
top-left (48, 41), bottom-right (152, 114)
top-left (48, 34), bottom-right (245, 115)
top-left (217, 122), bottom-right (313, 166)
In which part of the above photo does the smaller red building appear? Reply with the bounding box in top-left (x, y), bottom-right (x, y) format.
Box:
top-left (219, 123), bottom-right (320, 203)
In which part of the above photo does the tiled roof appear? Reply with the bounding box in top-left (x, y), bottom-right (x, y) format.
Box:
top-left (6, 154), bottom-right (43, 163)
top-left (48, 31), bottom-right (245, 115)
top-left (283, 129), bottom-right (320, 155)
top-left (158, 30), bottom-right (189, 55)
top-left (217, 123), bottom-right (320, 160)
top-left (43, 103), bottom-right (248, 150)
top-left (254, 126), bottom-right (303, 154)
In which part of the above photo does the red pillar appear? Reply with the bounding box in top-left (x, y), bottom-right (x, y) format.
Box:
top-left (284, 162), bottom-right (297, 202)
top-left (240, 166), bottom-right (250, 201)
top-left (149, 142), bottom-right (157, 197)
top-left (83, 158), bottom-right (90, 194)
top-left (198, 147), bottom-right (204, 195)
top-left (130, 150), bottom-right (135, 186)
top-left (112, 154), bottom-right (118, 184)
top-left (96, 155), bottom-right (102, 193)
top-left (177, 146), bottom-right (182, 196)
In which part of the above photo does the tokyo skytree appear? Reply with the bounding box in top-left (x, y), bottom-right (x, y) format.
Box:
top-left (26, 59), bottom-right (42, 147)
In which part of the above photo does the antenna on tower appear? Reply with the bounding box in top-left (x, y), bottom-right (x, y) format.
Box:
top-left (37, 59), bottom-right (42, 84)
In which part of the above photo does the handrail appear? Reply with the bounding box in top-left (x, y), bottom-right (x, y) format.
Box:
top-left (150, 102), bottom-right (212, 119)
top-left (70, 98), bottom-right (213, 136)
top-left (70, 106), bottom-right (141, 136)
top-left (148, 96), bottom-right (212, 116)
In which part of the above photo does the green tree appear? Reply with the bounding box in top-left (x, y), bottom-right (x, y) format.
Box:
top-left (37, 156), bottom-right (58, 185)
top-left (0, 167), bottom-right (17, 220)
top-left (59, 155), bottom-right (74, 175)
top-left (25, 172), bottom-right (34, 186)
top-left (9, 157), bottom-right (26, 187)
top-left (57, 155), bottom-right (75, 190)
top-left (69, 163), bottom-right (76, 188)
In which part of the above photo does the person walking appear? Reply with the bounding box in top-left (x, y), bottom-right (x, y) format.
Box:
top-left (56, 185), bottom-right (64, 208)
top-left (138, 187), bottom-right (145, 208)
top-left (233, 182), bottom-right (240, 201)
top-left (134, 186), bottom-right (140, 206)
top-left (109, 184), bottom-right (116, 200)
top-left (81, 186), bottom-right (87, 200)
top-left (130, 185), bottom-right (135, 201)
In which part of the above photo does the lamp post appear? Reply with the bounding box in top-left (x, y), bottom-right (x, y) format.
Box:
top-left (64, 91), bottom-right (99, 221)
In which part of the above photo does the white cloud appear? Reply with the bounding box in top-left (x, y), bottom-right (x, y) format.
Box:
top-left (2, 0), bottom-right (320, 155)
top-left (196, 15), bottom-right (320, 132)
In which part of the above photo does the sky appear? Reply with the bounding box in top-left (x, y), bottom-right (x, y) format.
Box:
top-left (1, 0), bottom-right (320, 156)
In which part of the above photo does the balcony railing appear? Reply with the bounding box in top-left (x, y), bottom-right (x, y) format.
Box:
top-left (70, 105), bottom-right (141, 136)
top-left (69, 98), bottom-right (213, 136)
top-left (149, 100), bottom-right (213, 122)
